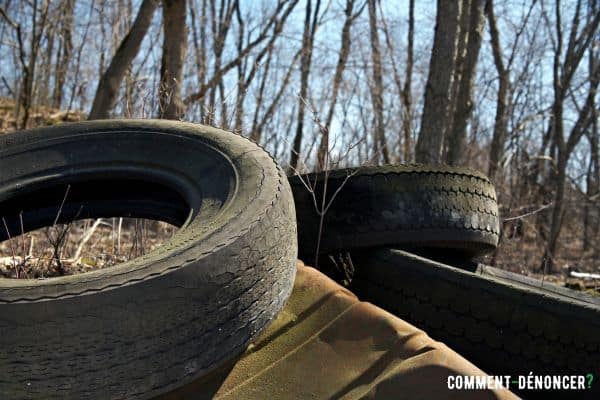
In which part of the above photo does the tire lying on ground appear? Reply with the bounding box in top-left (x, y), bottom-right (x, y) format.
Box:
top-left (0, 120), bottom-right (297, 400)
top-left (288, 165), bottom-right (500, 262)
top-left (351, 248), bottom-right (600, 399)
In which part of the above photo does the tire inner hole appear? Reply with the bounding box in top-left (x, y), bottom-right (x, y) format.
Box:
top-left (0, 178), bottom-right (191, 279)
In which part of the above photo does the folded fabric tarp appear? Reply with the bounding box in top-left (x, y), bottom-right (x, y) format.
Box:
top-left (160, 262), bottom-right (517, 399)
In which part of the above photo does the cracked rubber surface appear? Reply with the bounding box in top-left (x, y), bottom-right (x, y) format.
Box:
top-left (0, 120), bottom-right (297, 399)
top-left (289, 165), bottom-right (499, 262)
top-left (351, 249), bottom-right (600, 399)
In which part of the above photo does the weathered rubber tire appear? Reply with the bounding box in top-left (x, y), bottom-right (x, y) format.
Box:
top-left (289, 165), bottom-right (499, 262)
top-left (352, 248), bottom-right (600, 399)
top-left (0, 120), bottom-right (297, 400)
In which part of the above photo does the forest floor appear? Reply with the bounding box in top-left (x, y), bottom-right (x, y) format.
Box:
top-left (0, 98), bottom-right (598, 295)
top-left (0, 219), bottom-right (175, 279)
top-left (482, 234), bottom-right (600, 296)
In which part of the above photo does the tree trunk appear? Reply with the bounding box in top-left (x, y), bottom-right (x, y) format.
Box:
top-left (234, 2), bottom-right (246, 132)
top-left (415, 0), bottom-right (462, 163)
top-left (402, 0), bottom-right (414, 163)
top-left (444, 0), bottom-right (471, 159)
top-left (316, 0), bottom-right (358, 170)
top-left (52, 0), bottom-right (74, 109)
top-left (38, 16), bottom-right (55, 106)
top-left (583, 145), bottom-right (597, 251)
top-left (584, 34), bottom-right (599, 251)
top-left (543, 153), bottom-right (567, 271)
top-left (88, 0), bottom-right (159, 120)
top-left (539, 0), bottom-right (599, 271)
top-left (189, 0), bottom-right (208, 121)
top-left (290, 0), bottom-right (320, 170)
top-left (206, 0), bottom-right (237, 124)
top-left (446, 0), bottom-right (486, 165)
top-left (486, 0), bottom-right (509, 180)
top-left (367, 0), bottom-right (389, 164)
top-left (3, 0), bottom-right (50, 128)
top-left (159, 0), bottom-right (187, 120)
top-left (544, 54), bottom-right (598, 271)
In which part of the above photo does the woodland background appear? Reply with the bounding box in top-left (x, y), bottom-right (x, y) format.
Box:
top-left (0, 0), bottom-right (598, 285)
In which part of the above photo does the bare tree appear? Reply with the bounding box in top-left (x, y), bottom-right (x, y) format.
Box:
top-left (415, 0), bottom-right (462, 163)
top-left (290, 0), bottom-right (321, 170)
top-left (583, 121), bottom-right (599, 250)
top-left (402, 0), bottom-right (414, 162)
top-left (0, 0), bottom-right (49, 128)
top-left (206, 0), bottom-right (237, 124)
top-left (445, 0), bottom-right (486, 165)
top-left (158, 0), bottom-right (187, 119)
top-left (377, 0), bottom-right (414, 162)
top-left (542, 0), bottom-right (600, 271)
top-left (487, 0), bottom-right (537, 181)
top-left (583, 29), bottom-right (599, 252)
top-left (250, 48), bottom-right (302, 143)
top-left (88, 0), bottom-right (159, 119)
top-left (189, 0), bottom-right (208, 120)
top-left (486, 0), bottom-right (510, 180)
top-left (233, 0), bottom-right (299, 133)
top-left (52, 0), bottom-right (74, 109)
top-left (367, 0), bottom-right (389, 164)
top-left (183, 1), bottom-right (299, 107)
top-left (316, 0), bottom-right (364, 170)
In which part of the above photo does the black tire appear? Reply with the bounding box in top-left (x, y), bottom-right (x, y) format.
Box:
top-left (0, 120), bottom-right (297, 399)
top-left (288, 165), bottom-right (499, 263)
top-left (351, 248), bottom-right (600, 399)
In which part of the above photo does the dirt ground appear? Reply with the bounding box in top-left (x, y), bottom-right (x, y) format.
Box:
top-left (0, 218), bottom-right (176, 279)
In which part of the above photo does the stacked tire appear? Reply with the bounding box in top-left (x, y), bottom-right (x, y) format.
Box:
top-left (289, 165), bottom-right (500, 261)
top-left (289, 165), bottom-right (600, 399)
top-left (0, 121), bottom-right (298, 399)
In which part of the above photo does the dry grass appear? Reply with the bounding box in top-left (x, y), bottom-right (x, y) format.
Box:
top-left (1, 98), bottom-right (174, 279)
top-left (481, 215), bottom-right (600, 295)
top-left (0, 97), bottom-right (84, 133)
top-left (0, 218), bottom-right (176, 279)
